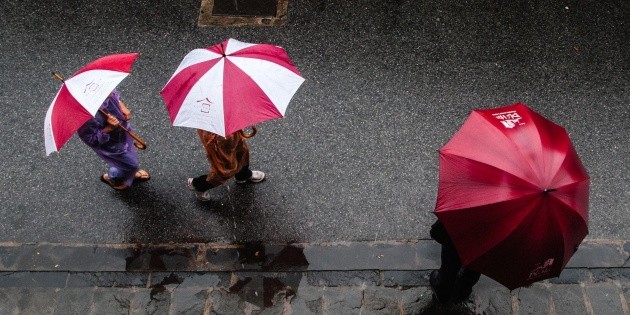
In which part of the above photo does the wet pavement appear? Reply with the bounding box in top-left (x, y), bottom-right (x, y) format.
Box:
top-left (0, 240), bottom-right (628, 314)
top-left (1, 0), bottom-right (628, 244)
top-left (1, 0), bottom-right (630, 313)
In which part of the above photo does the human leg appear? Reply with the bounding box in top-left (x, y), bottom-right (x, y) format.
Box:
top-left (451, 268), bottom-right (481, 302)
top-left (430, 241), bottom-right (461, 303)
top-left (190, 175), bottom-right (217, 192)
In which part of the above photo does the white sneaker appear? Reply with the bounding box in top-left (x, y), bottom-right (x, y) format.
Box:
top-left (235, 170), bottom-right (265, 184)
top-left (186, 178), bottom-right (195, 191)
top-left (187, 178), bottom-right (213, 201)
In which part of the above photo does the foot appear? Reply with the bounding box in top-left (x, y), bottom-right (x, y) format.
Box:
top-left (235, 170), bottom-right (265, 184)
top-left (100, 174), bottom-right (128, 190)
top-left (186, 178), bottom-right (196, 191)
top-left (429, 270), bottom-right (451, 305)
top-left (133, 169), bottom-right (150, 182)
top-left (187, 178), bottom-right (213, 201)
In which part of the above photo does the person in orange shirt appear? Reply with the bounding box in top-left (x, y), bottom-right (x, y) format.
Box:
top-left (187, 129), bottom-right (264, 201)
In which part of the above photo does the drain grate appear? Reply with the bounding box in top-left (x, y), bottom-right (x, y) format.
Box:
top-left (199, 0), bottom-right (289, 26)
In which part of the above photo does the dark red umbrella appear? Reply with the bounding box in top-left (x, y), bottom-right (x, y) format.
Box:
top-left (434, 103), bottom-right (589, 290)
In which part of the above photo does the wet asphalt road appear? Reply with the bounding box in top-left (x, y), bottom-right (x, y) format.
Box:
top-left (0, 0), bottom-right (628, 244)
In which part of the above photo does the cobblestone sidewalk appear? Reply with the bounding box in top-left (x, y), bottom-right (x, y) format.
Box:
top-left (0, 240), bottom-right (628, 314)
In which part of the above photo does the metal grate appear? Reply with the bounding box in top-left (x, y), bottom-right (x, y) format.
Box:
top-left (199, 0), bottom-right (288, 26)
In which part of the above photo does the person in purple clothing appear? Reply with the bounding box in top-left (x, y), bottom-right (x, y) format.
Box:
top-left (77, 90), bottom-right (150, 190)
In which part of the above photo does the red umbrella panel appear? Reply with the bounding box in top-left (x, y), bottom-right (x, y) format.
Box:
top-left (160, 38), bottom-right (305, 137)
top-left (434, 103), bottom-right (589, 290)
top-left (44, 53), bottom-right (139, 155)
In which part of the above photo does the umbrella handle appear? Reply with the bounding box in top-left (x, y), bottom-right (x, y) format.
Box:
top-left (241, 125), bottom-right (257, 138)
top-left (52, 72), bottom-right (65, 82)
top-left (99, 109), bottom-right (148, 150)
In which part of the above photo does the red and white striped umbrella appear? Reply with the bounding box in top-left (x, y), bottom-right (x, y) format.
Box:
top-left (44, 53), bottom-right (139, 155)
top-left (160, 38), bottom-right (305, 137)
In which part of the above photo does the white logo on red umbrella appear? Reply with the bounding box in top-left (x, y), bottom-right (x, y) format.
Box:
top-left (527, 258), bottom-right (554, 280)
top-left (493, 110), bottom-right (524, 128)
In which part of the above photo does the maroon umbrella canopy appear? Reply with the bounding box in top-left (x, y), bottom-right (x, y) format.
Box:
top-left (434, 103), bottom-right (589, 290)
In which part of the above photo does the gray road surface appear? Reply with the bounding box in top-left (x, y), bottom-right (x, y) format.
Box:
top-left (0, 0), bottom-right (628, 244)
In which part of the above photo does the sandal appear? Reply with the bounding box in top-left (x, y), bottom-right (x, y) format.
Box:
top-left (100, 174), bottom-right (129, 190)
top-left (133, 169), bottom-right (151, 182)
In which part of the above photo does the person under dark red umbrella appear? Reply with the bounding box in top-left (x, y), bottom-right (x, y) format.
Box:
top-left (433, 103), bottom-right (589, 292)
top-left (429, 219), bottom-right (481, 304)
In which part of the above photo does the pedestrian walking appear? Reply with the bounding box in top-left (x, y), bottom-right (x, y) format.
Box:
top-left (77, 90), bottom-right (150, 190)
top-left (187, 128), bottom-right (265, 201)
top-left (429, 219), bottom-right (481, 304)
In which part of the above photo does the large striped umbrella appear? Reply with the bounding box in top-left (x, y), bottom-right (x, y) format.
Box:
top-left (160, 38), bottom-right (305, 137)
top-left (44, 53), bottom-right (139, 155)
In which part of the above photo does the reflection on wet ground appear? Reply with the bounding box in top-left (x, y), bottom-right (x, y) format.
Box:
top-left (125, 246), bottom-right (198, 271)
top-left (225, 242), bottom-right (308, 307)
top-left (0, 241), bottom-right (438, 272)
top-left (0, 241), bottom-right (440, 312)
top-left (125, 242), bottom-right (310, 308)
top-left (0, 240), bottom-right (625, 313)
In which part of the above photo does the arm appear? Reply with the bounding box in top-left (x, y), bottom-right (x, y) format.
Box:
top-left (77, 114), bottom-right (120, 146)
top-left (119, 98), bottom-right (132, 121)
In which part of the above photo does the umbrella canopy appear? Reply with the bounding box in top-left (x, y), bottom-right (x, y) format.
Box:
top-left (434, 103), bottom-right (589, 290)
top-left (44, 53), bottom-right (139, 155)
top-left (160, 38), bottom-right (305, 137)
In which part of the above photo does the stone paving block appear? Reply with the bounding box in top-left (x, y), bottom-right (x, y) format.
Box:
top-left (208, 288), bottom-right (251, 314)
top-left (67, 271), bottom-right (148, 287)
top-left (14, 245), bottom-right (130, 271)
top-left (473, 276), bottom-right (512, 315)
top-left (91, 287), bottom-right (135, 315)
top-left (16, 287), bottom-right (61, 314)
top-left (307, 270), bottom-right (379, 287)
top-left (382, 270), bottom-right (430, 287)
top-left (320, 286), bottom-right (363, 315)
top-left (549, 284), bottom-right (587, 315)
top-left (126, 246), bottom-right (199, 271)
top-left (0, 271), bottom-right (67, 288)
top-left (399, 287), bottom-right (434, 314)
top-left (567, 243), bottom-right (626, 268)
top-left (549, 268), bottom-right (592, 284)
top-left (205, 247), bottom-right (241, 271)
top-left (0, 245), bottom-right (23, 270)
top-left (171, 288), bottom-right (208, 315)
top-left (131, 287), bottom-right (171, 315)
top-left (0, 288), bottom-right (19, 314)
top-left (362, 287), bottom-right (402, 314)
top-left (230, 271), bottom-right (304, 308)
top-left (591, 268), bottom-right (630, 282)
top-left (584, 283), bottom-right (625, 315)
top-left (151, 271), bottom-right (231, 289)
top-left (361, 287), bottom-right (437, 315)
top-left (623, 285), bottom-right (630, 315)
top-left (303, 241), bottom-right (440, 271)
top-left (623, 242), bottom-right (630, 267)
top-left (514, 284), bottom-right (552, 314)
top-left (53, 287), bottom-right (96, 315)
top-left (286, 284), bottom-right (324, 314)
